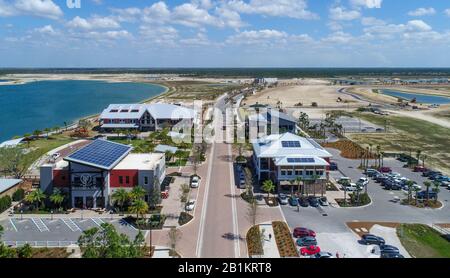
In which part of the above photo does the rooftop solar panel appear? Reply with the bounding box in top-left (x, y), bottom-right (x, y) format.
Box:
top-left (287, 158), bottom-right (315, 163)
top-left (281, 141), bottom-right (301, 148)
top-left (65, 140), bottom-right (132, 170)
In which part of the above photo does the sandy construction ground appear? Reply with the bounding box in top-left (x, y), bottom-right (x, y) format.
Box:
top-left (243, 84), bottom-right (366, 108)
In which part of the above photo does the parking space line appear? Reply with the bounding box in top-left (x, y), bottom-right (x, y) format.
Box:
top-left (91, 218), bottom-right (105, 228)
top-left (31, 218), bottom-right (50, 232)
top-left (9, 218), bottom-right (18, 232)
top-left (62, 218), bottom-right (82, 232)
top-left (119, 219), bottom-right (137, 231)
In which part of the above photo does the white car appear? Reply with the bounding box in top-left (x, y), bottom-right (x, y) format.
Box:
top-left (185, 200), bottom-right (196, 211)
top-left (190, 176), bottom-right (200, 188)
top-left (51, 152), bottom-right (61, 160)
top-left (357, 177), bottom-right (369, 186)
top-left (343, 183), bottom-right (359, 192)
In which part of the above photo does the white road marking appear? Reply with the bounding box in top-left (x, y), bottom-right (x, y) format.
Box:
top-left (62, 218), bottom-right (82, 232)
top-left (31, 218), bottom-right (49, 232)
top-left (228, 144), bottom-right (240, 258)
top-left (91, 218), bottom-right (105, 228)
top-left (9, 218), bottom-right (18, 232)
top-left (195, 140), bottom-right (215, 258)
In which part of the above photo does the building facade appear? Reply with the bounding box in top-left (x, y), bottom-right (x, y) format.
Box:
top-left (40, 139), bottom-right (165, 209)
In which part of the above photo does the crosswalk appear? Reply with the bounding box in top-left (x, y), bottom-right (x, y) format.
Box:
top-left (31, 218), bottom-right (49, 232)
top-left (91, 218), bottom-right (105, 228)
top-left (62, 218), bottom-right (82, 232)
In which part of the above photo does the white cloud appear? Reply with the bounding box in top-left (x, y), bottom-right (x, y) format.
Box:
top-left (224, 0), bottom-right (319, 20)
top-left (110, 7), bottom-right (141, 22)
top-left (139, 25), bottom-right (179, 45)
top-left (329, 6), bottom-right (361, 21)
top-left (142, 1), bottom-right (171, 24)
top-left (350, 0), bottom-right (382, 9)
top-left (407, 20), bottom-right (432, 31)
top-left (408, 7), bottom-right (436, 17)
top-left (227, 29), bottom-right (289, 45)
top-left (444, 9), bottom-right (450, 17)
top-left (67, 16), bottom-right (121, 30)
top-left (83, 30), bottom-right (132, 41)
top-left (363, 19), bottom-right (434, 40)
top-left (0, 0), bottom-right (63, 19)
top-left (33, 24), bottom-right (57, 35)
top-left (322, 31), bottom-right (354, 43)
top-left (361, 17), bottom-right (385, 26)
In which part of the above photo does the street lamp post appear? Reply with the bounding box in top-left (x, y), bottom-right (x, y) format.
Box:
top-left (51, 210), bottom-right (54, 220)
top-left (20, 210), bottom-right (23, 220)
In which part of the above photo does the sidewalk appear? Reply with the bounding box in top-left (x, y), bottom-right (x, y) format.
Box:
top-left (161, 175), bottom-right (191, 227)
top-left (259, 223), bottom-right (280, 258)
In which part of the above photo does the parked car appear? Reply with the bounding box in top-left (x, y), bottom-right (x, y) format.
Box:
top-left (380, 245), bottom-right (400, 254)
top-left (423, 170), bottom-right (441, 177)
top-left (308, 197), bottom-right (320, 207)
top-left (380, 253), bottom-right (405, 258)
top-left (417, 190), bottom-right (437, 199)
top-left (299, 197), bottom-right (309, 207)
top-left (375, 174), bottom-right (388, 183)
top-left (288, 196), bottom-right (299, 206)
top-left (414, 166), bottom-right (427, 172)
top-left (379, 167), bottom-right (392, 173)
top-left (337, 177), bottom-right (351, 184)
top-left (310, 252), bottom-right (334, 258)
top-left (190, 176), bottom-right (200, 188)
top-left (329, 162), bottom-right (338, 171)
top-left (361, 234), bottom-right (385, 246)
top-left (296, 236), bottom-right (317, 247)
top-left (343, 183), bottom-right (359, 192)
top-left (293, 227), bottom-right (316, 238)
top-left (357, 177), bottom-right (369, 186)
top-left (435, 175), bottom-right (449, 182)
top-left (319, 197), bottom-right (329, 206)
top-left (51, 152), bottom-right (61, 160)
top-left (300, 245), bottom-right (321, 256)
top-left (365, 169), bottom-right (379, 177)
top-left (278, 193), bottom-right (288, 205)
top-left (185, 200), bottom-right (196, 211)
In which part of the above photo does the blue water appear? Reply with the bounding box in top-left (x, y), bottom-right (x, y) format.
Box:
top-left (0, 80), bottom-right (165, 141)
top-left (381, 89), bottom-right (450, 104)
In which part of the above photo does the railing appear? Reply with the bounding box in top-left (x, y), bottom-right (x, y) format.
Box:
top-left (2, 241), bottom-right (78, 248)
top-left (431, 224), bottom-right (449, 235)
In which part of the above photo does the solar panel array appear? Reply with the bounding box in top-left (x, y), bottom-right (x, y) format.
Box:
top-left (287, 158), bottom-right (315, 163)
top-left (67, 140), bottom-right (132, 169)
top-left (281, 141), bottom-right (301, 148)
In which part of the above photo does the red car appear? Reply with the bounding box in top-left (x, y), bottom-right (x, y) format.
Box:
top-left (293, 227), bottom-right (316, 238)
top-left (414, 166), bottom-right (427, 172)
top-left (379, 167), bottom-right (392, 173)
top-left (300, 245), bottom-right (321, 256)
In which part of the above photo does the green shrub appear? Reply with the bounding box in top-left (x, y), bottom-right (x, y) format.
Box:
top-left (17, 244), bottom-right (33, 258)
top-left (12, 188), bottom-right (25, 202)
top-left (0, 195), bottom-right (12, 213)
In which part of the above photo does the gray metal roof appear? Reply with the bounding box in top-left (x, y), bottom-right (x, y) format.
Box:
top-left (100, 103), bottom-right (195, 120)
top-left (0, 179), bottom-right (22, 194)
top-left (154, 144), bottom-right (178, 154)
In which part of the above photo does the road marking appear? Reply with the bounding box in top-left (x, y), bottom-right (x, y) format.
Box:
top-left (90, 218), bottom-right (105, 227)
top-left (62, 218), bottom-right (81, 232)
top-left (9, 218), bottom-right (18, 232)
top-left (31, 218), bottom-right (50, 232)
top-left (195, 140), bottom-right (215, 258)
top-left (228, 144), bottom-right (240, 258)
top-left (119, 218), bottom-right (137, 231)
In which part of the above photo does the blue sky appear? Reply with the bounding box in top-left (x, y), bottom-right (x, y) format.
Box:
top-left (1, 0), bottom-right (450, 67)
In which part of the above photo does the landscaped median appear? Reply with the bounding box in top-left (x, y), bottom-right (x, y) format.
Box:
top-left (246, 225), bottom-right (264, 257)
top-left (272, 221), bottom-right (299, 258)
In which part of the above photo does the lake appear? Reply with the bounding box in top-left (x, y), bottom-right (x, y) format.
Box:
top-left (0, 80), bottom-right (166, 142)
top-left (381, 89), bottom-right (450, 104)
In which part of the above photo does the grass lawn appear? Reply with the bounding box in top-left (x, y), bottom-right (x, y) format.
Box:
top-left (348, 112), bottom-right (450, 174)
top-left (23, 134), bottom-right (74, 169)
top-left (32, 248), bottom-right (70, 258)
top-left (397, 224), bottom-right (450, 258)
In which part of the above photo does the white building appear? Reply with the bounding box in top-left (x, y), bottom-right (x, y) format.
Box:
top-left (252, 133), bottom-right (332, 183)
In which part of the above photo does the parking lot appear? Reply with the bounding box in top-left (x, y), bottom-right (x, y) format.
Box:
top-left (0, 217), bottom-right (141, 247)
top-left (281, 147), bottom-right (450, 258)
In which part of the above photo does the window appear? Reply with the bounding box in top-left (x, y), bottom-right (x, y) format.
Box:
top-left (74, 177), bottom-right (81, 183)
top-left (144, 176), bottom-right (149, 185)
top-left (295, 170), bottom-right (302, 176)
top-left (316, 171), bottom-right (324, 176)
top-left (126, 176), bottom-right (130, 184)
top-left (306, 171), bottom-right (314, 176)
top-left (287, 170), bottom-right (293, 176)
top-left (281, 171), bottom-right (287, 176)
top-left (119, 176), bottom-right (123, 184)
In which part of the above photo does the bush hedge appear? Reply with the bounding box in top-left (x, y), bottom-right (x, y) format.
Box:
top-left (0, 195), bottom-right (12, 213)
top-left (12, 188), bottom-right (25, 202)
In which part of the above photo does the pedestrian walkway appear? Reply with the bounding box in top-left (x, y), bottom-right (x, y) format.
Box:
top-left (62, 218), bottom-right (82, 232)
top-left (259, 223), bottom-right (280, 258)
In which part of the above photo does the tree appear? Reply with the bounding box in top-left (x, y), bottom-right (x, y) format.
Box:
top-left (78, 223), bottom-right (145, 258)
top-left (262, 180), bottom-right (275, 198)
top-left (179, 184), bottom-right (190, 209)
top-left (129, 199), bottom-right (148, 222)
top-left (423, 181), bottom-right (432, 206)
top-left (295, 177), bottom-right (304, 197)
top-left (432, 181), bottom-right (440, 204)
top-left (421, 154), bottom-right (428, 168)
top-left (309, 174), bottom-right (320, 197)
top-left (0, 147), bottom-right (33, 179)
top-left (342, 180), bottom-right (349, 206)
top-left (49, 188), bottom-right (65, 210)
top-left (111, 188), bottom-right (130, 213)
top-left (168, 227), bottom-right (182, 256)
top-left (130, 186), bottom-right (146, 201)
top-left (412, 186), bottom-right (420, 206)
top-left (405, 180), bottom-right (415, 205)
top-left (247, 198), bottom-right (259, 226)
top-left (43, 127), bottom-right (51, 138)
top-left (416, 150), bottom-right (422, 167)
top-left (17, 244), bottom-right (33, 258)
top-left (25, 189), bottom-right (46, 210)
top-left (149, 184), bottom-right (161, 210)
top-left (33, 129), bottom-right (42, 138)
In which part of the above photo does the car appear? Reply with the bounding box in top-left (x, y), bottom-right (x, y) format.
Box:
top-left (190, 176), bottom-right (200, 188)
top-left (365, 169), bottom-right (379, 177)
top-left (319, 197), bottom-right (329, 206)
top-left (357, 177), bottom-right (369, 186)
top-left (288, 196), bottom-right (299, 206)
top-left (375, 128), bottom-right (384, 132)
top-left (439, 181), bottom-right (450, 187)
top-left (379, 167), bottom-right (392, 173)
top-left (417, 190), bottom-right (437, 199)
top-left (278, 193), bottom-right (288, 205)
top-left (296, 236), bottom-right (317, 247)
top-left (343, 183), bottom-right (359, 192)
top-left (329, 162), bottom-right (338, 171)
top-left (293, 227), bottom-right (316, 238)
top-left (375, 174), bottom-right (388, 183)
top-left (361, 234), bottom-right (385, 246)
top-left (435, 176), bottom-right (449, 182)
top-left (310, 252), bottom-right (334, 258)
top-left (300, 245), bottom-right (321, 256)
top-left (185, 199), bottom-right (196, 211)
top-left (299, 197), bottom-right (309, 207)
top-left (380, 245), bottom-right (400, 254)
top-left (51, 152), bottom-right (61, 160)
top-left (380, 253), bottom-right (405, 258)
top-left (423, 170), bottom-right (441, 177)
top-left (414, 166), bottom-right (427, 172)
top-left (308, 197), bottom-right (320, 207)
top-left (337, 177), bottom-right (351, 184)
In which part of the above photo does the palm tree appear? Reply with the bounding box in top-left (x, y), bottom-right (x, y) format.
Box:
top-left (130, 186), bottom-right (147, 201)
top-left (342, 180), bottom-right (349, 206)
top-left (49, 189), bottom-right (65, 211)
top-left (405, 180), bottom-right (415, 205)
top-left (310, 174), bottom-right (320, 197)
top-left (295, 176), bottom-right (304, 197)
top-left (413, 187), bottom-right (420, 206)
top-left (423, 181), bottom-right (432, 206)
top-left (416, 150), bottom-right (422, 167)
top-left (25, 189), bottom-right (46, 210)
top-left (432, 181), bottom-right (440, 205)
top-left (129, 199), bottom-right (149, 223)
top-left (112, 188), bottom-right (130, 213)
top-left (421, 155), bottom-right (427, 168)
top-left (33, 129), bottom-right (42, 139)
top-left (262, 180), bottom-right (275, 198)
top-left (289, 179), bottom-right (295, 197)
top-left (380, 152), bottom-right (385, 168)
top-left (376, 146), bottom-right (381, 168)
